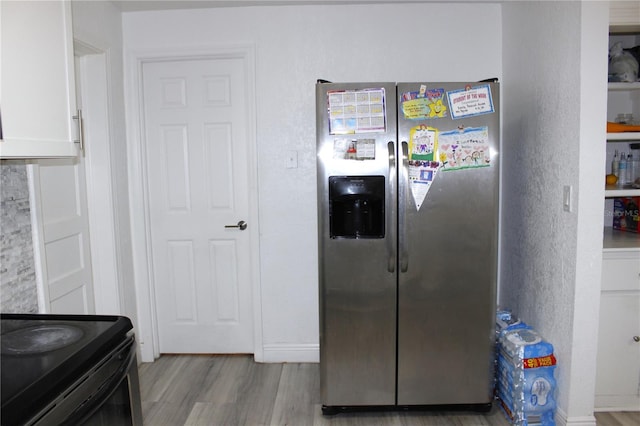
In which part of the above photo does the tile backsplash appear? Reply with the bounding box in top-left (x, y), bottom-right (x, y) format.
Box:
top-left (1, 163), bottom-right (38, 313)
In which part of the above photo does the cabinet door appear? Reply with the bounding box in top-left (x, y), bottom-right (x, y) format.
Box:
top-left (595, 293), bottom-right (640, 409)
top-left (596, 252), bottom-right (640, 410)
top-left (0, 0), bottom-right (78, 158)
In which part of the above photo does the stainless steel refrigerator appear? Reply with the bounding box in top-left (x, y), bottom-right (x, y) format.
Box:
top-left (316, 81), bottom-right (499, 414)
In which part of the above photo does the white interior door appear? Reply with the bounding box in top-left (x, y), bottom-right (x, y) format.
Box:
top-left (29, 52), bottom-right (97, 315)
top-left (142, 57), bottom-right (254, 354)
top-left (29, 157), bottom-right (95, 314)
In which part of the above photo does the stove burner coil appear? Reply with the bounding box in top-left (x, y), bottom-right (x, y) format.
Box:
top-left (1, 325), bottom-right (84, 355)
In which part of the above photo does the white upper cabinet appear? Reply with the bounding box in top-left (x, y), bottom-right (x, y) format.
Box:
top-left (0, 0), bottom-right (79, 158)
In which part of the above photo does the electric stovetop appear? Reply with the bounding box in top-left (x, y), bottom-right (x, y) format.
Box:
top-left (0, 313), bottom-right (133, 425)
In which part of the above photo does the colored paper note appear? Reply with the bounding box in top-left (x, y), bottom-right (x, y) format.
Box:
top-left (409, 160), bottom-right (440, 210)
top-left (409, 125), bottom-right (438, 161)
top-left (447, 84), bottom-right (494, 119)
top-left (438, 126), bottom-right (491, 171)
top-left (401, 87), bottom-right (447, 120)
top-left (328, 88), bottom-right (386, 134)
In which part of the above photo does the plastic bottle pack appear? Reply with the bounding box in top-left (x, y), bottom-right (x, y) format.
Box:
top-left (495, 311), bottom-right (557, 426)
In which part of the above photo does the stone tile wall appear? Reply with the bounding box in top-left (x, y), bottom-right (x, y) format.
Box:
top-left (0, 163), bottom-right (38, 313)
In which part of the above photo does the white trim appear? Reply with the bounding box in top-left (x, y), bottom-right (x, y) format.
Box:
top-left (594, 397), bottom-right (640, 412)
top-left (74, 42), bottom-right (122, 315)
top-left (262, 344), bottom-right (319, 363)
top-left (555, 408), bottom-right (596, 426)
top-left (27, 163), bottom-right (49, 313)
top-left (125, 44), bottom-right (262, 363)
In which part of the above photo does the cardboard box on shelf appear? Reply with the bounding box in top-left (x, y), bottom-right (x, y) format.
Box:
top-left (613, 197), bottom-right (640, 233)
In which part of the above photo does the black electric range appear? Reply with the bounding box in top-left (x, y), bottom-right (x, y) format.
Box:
top-left (1, 313), bottom-right (136, 425)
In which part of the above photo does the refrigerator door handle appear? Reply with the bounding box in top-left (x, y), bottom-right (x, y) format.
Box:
top-left (387, 141), bottom-right (396, 273)
top-left (399, 141), bottom-right (409, 273)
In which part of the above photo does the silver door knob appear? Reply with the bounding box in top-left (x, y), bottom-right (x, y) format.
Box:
top-left (633, 336), bottom-right (640, 343)
top-left (225, 220), bottom-right (247, 231)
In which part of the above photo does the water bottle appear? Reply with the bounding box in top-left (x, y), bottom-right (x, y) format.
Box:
top-left (631, 144), bottom-right (640, 184)
top-left (612, 150), bottom-right (619, 178)
top-left (626, 153), bottom-right (634, 185)
top-left (618, 152), bottom-right (627, 185)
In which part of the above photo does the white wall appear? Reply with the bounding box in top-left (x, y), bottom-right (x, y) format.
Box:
top-left (501, 1), bottom-right (607, 425)
top-left (123, 2), bottom-right (502, 360)
top-left (71, 1), bottom-right (138, 326)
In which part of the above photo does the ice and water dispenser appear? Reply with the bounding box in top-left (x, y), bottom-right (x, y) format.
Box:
top-left (328, 176), bottom-right (385, 238)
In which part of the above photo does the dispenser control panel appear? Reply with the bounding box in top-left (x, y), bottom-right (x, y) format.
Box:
top-left (328, 176), bottom-right (385, 239)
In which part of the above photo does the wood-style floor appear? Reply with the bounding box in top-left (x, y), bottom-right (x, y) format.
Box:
top-left (138, 355), bottom-right (639, 426)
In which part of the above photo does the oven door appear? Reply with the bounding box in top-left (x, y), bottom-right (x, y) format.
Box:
top-left (32, 335), bottom-right (143, 426)
top-left (79, 354), bottom-right (143, 426)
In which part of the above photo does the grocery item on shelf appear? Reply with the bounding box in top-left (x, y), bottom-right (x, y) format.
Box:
top-left (613, 197), bottom-right (640, 233)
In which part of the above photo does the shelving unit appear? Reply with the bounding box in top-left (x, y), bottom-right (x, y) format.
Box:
top-left (606, 132), bottom-right (640, 141)
top-left (595, 16), bottom-right (640, 412)
top-left (608, 82), bottom-right (640, 91)
top-left (603, 78), bottom-right (640, 251)
top-left (604, 184), bottom-right (640, 197)
top-left (602, 227), bottom-right (640, 251)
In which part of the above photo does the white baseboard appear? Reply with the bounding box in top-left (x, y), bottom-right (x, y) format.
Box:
top-left (556, 408), bottom-right (597, 426)
top-left (261, 343), bottom-right (319, 363)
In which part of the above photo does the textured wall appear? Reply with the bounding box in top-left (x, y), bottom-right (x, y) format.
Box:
top-left (501, 0), bottom-right (580, 337)
top-left (0, 163), bottom-right (38, 313)
top-left (501, 1), bottom-right (607, 423)
top-left (123, 1), bottom-right (502, 361)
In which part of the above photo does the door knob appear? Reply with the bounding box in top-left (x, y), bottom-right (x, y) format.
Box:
top-left (633, 336), bottom-right (640, 343)
top-left (225, 220), bottom-right (247, 231)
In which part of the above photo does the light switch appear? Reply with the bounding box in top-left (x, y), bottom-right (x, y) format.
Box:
top-left (285, 150), bottom-right (298, 169)
top-left (563, 185), bottom-right (572, 212)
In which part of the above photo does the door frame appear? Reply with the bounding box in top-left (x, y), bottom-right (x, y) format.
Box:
top-left (28, 40), bottom-right (121, 316)
top-left (125, 45), bottom-right (262, 363)
top-left (73, 40), bottom-right (123, 315)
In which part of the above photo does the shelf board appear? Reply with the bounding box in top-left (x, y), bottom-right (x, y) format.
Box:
top-left (604, 185), bottom-right (640, 197)
top-left (606, 132), bottom-right (640, 141)
top-left (608, 82), bottom-right (640, 91)
top-left (603, 227), bottom-right (640, 251)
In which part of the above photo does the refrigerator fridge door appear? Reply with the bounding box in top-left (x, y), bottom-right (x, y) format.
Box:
top-left (395, 82), bottom-right (499, 406)
top-left (316, 82), bottom-right (398, 407)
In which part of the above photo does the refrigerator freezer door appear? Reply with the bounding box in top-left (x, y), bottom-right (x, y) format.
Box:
top-left (396, 82), bottom-right (499, 405)
top-left (317, 82), bottom-right (398, 407)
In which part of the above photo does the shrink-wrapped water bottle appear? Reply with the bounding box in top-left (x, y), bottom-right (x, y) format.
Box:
top-left (495, 313), bottom-right (557, 426)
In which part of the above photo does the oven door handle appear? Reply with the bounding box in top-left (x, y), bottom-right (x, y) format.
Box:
top-left (60, 336), bottom-right (137, 425)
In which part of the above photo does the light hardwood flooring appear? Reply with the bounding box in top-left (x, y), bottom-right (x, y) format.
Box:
top-left (138, 355), bottom-right (638, 426)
